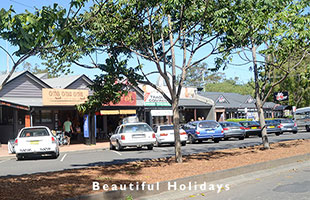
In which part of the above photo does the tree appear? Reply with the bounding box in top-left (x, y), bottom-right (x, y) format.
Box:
top-left (0, 1), bottom-right (94, 89)
top-left (221, 0), bottom-right (310, 149)
top-left (46, 0), bottom-right (242, 163)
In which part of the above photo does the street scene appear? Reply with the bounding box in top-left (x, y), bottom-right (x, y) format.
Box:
top-left (0, 0), bottom-right (310, 200)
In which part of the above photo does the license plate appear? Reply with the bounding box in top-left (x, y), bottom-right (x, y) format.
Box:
top-left (132, 134), bottom-right (145, 138)
top-left (268, 126), bottom-right (275, 128)
top-left (251, 127), bottom-right (257, 129)
top-left (30, 141), bottom-right (39, 145)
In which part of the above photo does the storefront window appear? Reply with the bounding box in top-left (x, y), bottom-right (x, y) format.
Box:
top-left (34, 110), bottom-right (40, 123)
top-left (0, 106), bottom-right (13, 125)
top-left (41, 110), bottom-right (52, 123)
top-left (18, 110), bottom-right (27, 125)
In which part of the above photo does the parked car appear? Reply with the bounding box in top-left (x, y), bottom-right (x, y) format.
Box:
top-left (183, 120), bottom-right (224, 143)
top-left (219, 122), bottom-right (246, 140)
top-left (153, 125), bottom-right (187, 146)
top-left (14, 126), bottom-right (59, 160)
top-left (238, 121), bottom-right (261, 138)
top-left (110, 121), bottom-right (156, 151)
top-left (274, 118), bottom-right (298, 134)
top-left (264, 120), bottom-right (283, 136)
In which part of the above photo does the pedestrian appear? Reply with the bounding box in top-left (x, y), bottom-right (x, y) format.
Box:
top-left (63, 117), bottom-right (73, 138)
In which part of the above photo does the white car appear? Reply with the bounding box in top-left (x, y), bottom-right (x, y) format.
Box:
top-left (110, 122), bottom-right (156, 151)
top-left (14, 126), bottom-right (59, 160)
top-left (153, 125), bottom-right (188, 146)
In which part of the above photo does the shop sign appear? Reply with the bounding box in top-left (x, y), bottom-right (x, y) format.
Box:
top-left (274, 92), bottom-right (289, 101)
top-left (151, 110), bottom-right (173, 116)
top-left (144, 92), bottom-right (171, 106)
top-left (109, 92), bottom-right (137, 106)
top-left (42, 88), bottom-right (88, 106)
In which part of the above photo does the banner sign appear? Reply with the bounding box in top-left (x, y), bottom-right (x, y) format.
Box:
top-left (42, 88), bottom-right (88, 106)
top-left (83, 115), bottom-right (89, 138)
top-left (274, 92), bottom-right (289, 101)
top-left (144, 92), bottom-right (171, 106)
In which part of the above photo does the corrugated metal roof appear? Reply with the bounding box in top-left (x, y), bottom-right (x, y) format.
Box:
top-left (43, 75), bottom-right (82, 88)
top-left (179, 98), bottom-right (212, 107)
top-left (198, 91), bottom-right (276, 109)
top-left (0, 71), bottom-right (25, 85)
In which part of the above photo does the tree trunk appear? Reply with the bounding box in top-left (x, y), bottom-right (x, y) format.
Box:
top-left (251, 39), bottom-right (270, 149)
top-left (172, 99), bottom-right (182, 163)
top-left (256, 97), bottom-right (269, 149)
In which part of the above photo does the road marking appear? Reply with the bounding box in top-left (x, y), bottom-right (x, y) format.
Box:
top-left (60, 153), bottom-right (67, 162)
top-left (0, 159), bottom-right (9, 164)
top-left (111, 150), bottom-right (122, 156)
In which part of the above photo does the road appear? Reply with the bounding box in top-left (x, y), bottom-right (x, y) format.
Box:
top-left (180, 160), bottom-right (310, 200)
top-left (0, 131), bottom-right (309, 177)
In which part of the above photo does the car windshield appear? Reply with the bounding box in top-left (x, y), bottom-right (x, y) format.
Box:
top-left (277, 119), bottom-right (293, 123)
top-left (221, 122), bottom-right (241, 127)
top-left (198, 121), bottom-right (219, 128)
top-left (121, 124), bottom-right (153, 133)
top-left (160, 125), bottom-right (174, 131)
top-left (240, 121), bottom-right (259, 126)
top-left (266, 120), bottom-right (277, 124)
top-left (19, 128), bottom-right (49, 137)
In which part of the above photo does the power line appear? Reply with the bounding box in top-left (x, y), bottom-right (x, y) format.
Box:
top-left (10, 0), bottom-right (34, 10)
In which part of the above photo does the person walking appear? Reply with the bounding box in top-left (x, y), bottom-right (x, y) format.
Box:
top-left (63, 117), bottom-right (73, 138)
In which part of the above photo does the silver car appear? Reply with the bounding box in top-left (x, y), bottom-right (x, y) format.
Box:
top-left (220, 122), bottom-right (246, 140)
top-left (274, 118), bottom-right (298, 134)
top-left (110, 122), bottom-right (156, 151)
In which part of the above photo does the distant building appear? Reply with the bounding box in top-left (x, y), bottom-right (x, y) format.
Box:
top-left (198, 91), bottom-right (276, 121)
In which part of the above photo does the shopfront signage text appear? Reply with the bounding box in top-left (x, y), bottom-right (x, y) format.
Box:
top-left (42, 88), bottom-right (88, 106)
top-left (144, 92), bottom-right (171, 106)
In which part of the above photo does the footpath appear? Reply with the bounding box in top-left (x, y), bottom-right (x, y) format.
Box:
top-left (0, 141), bottom-right (110, 159)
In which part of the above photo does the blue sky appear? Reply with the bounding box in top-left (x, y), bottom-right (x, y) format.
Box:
top-left (0, 0), bottom-right (253, 84)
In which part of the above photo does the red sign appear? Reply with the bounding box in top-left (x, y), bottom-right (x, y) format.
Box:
top-left (25, 115), bottom-right (31, 127)
top-left (109, 92), bottom-right (137, 106)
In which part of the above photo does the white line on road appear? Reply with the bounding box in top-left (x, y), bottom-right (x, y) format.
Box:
top-left (60, 153), bottom-right (67, 162)
top-left (111, 150), bottom-right (122, 156)
top-left (0, 159), bottom-right (9, 164)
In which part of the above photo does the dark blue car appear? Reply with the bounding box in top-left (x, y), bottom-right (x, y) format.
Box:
top-left (183, 120), bottom-right (224, 143)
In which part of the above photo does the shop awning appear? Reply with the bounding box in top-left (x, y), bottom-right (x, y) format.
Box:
top-left (100, 110), bottom-right (136, 115)
top-left (151, 109), bottom-right (173, 116)
top-left (0, 98), bottom-right (30, 111)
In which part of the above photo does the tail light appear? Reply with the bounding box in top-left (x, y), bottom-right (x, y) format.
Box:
top-left (121, 135), bottom-right (125, 140)
top-left (294, 123), bottom-right (297, 127)
top-left (195, 131), bottom-right (200, 135)
top-left (180, 132), bottom-right (187, 135)
top-left (259, 126), bottom-right (261, 129)
top-left (245, 127), bottom-right (250, 130)
top-left (223, 127), bottom-right (229, 131)
top-left (160, 133), bottom-right (168, 136)
top-left (221, 130), bottom-right (224, 133)
top-left (240, 127), bottom-right (246, 130)
top-left (15, 139), bottom-right (18, 145)
top-left (278, 124), bottom-right (283, 128)
top-left (51, 137), bottom-right (56, 143)
top-left (152, 133), bottom-right (156, 138)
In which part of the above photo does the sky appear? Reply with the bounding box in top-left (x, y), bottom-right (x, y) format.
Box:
top-left (0, 0), bottom-right (254, 84)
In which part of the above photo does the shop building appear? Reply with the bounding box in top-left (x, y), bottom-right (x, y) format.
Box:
top-left (0, 71), bottom-right (215, 144)
top-left (198, 91), bottom-right (277, 121)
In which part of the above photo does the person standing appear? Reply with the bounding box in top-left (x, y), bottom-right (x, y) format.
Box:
top-left (63, 117), bottom-right (73, 138)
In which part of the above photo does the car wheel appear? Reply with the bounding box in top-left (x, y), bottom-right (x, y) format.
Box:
top-left (147, 144), bottom-right (153, 150)
top-left (293, 131), bottom-right (297, 134)
top-left (110, 142), bottom-right (115, 150)
top-left (213, 138), bottom-right (220, 143)
top-left (239, 136), bottom-right (245, 140)
top-left (275, 133), bottom-right (280, 136)
top-left (245, 133), bottom-right (249, 138)
top-left (51, 152), bottom-right (58, 159)
top-left (155, 140), bottom-right (161, 147)
top-left (116, 141), bottom-right (123, 151)
top-left (306, 125), bottom-right (310, 132)
top-left (16, 154), bottom-right (23, 161)
top-left (224, 137), bottom-right (229, 141)
top-left (181, 141), bottom-right (186, 146)
top-left (187, 135), bottom-right (196, 144)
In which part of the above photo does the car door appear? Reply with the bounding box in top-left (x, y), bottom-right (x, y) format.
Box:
top-left (111, 126), bottom-right (120, 145)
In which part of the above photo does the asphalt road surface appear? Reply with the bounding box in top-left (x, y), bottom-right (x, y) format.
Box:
top-left (181, 160), bottom-right (310, 200)
top-left (0, 131), bottom-right (309, 177)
